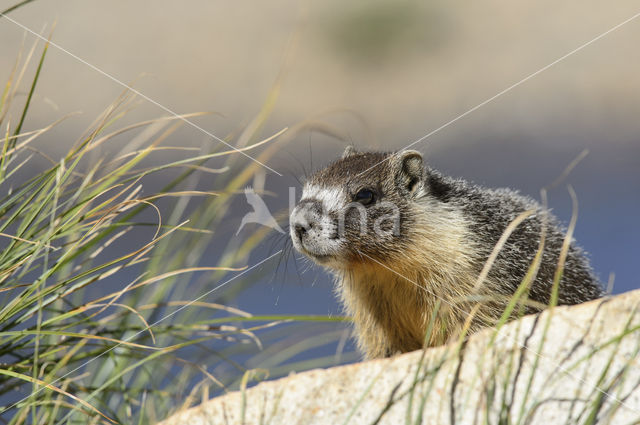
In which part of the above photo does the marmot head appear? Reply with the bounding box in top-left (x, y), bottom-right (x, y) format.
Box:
top-left (290, 147), bottom-right (426, 269)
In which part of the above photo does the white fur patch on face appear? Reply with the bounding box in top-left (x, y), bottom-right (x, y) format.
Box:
top-left (289, 184), bottom-right (348, 266)
top-left (302, 184), bottom-right (346, 212)
top-left (289, 201), bottom-right (344, 263)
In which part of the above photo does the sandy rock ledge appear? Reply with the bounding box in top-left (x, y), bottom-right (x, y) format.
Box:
top-left (159, 289), bottom-right (640, 425)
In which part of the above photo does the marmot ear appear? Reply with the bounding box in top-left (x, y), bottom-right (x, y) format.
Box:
top-left (393, 150), bottom-right (424, 194)
top-left (342, 145), bottom-right (357, 159)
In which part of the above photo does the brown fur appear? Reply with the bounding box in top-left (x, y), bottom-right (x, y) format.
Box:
top-left (336, 200), bottom-right (493, 358)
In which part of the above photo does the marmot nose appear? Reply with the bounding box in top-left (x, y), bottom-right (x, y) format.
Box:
top-left (294, 221), bottom-right (314, 240)
top-left (291, 201), bottom-right (322, 243)
top-left (294, 223), bottom-right (307, 239)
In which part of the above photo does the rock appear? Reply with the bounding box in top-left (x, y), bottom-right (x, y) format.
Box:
top-left (159, 289), bottom-right (640, 424)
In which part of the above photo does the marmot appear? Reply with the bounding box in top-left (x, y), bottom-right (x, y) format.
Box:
top-left (289, 147), bottom-right (604, 359)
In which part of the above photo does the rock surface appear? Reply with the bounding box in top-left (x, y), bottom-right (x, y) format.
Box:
top-left (159, 290), bottom-right (640, 424)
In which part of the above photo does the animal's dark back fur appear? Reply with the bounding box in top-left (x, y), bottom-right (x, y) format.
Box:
top-left (426, 169), bottom-right (604, 307)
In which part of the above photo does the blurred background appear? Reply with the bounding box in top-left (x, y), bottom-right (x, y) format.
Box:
top-left (1, 0), bottom-right (639, 421)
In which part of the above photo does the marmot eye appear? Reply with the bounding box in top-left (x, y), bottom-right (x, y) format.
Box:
top-left (354, 189), bottom-right (375, 205)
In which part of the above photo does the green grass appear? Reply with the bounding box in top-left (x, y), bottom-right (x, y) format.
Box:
top-left (0, 32), bottom-right (354, 424)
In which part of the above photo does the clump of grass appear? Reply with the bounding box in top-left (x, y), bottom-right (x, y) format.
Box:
top-left (0, 35), bottom-right (353, 424)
